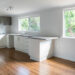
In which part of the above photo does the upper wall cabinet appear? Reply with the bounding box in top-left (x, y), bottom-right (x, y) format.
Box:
top-left (0, 16), bottom-right (12, 25)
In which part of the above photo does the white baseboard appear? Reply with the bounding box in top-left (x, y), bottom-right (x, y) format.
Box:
top-left (30, 56), bottom-right (47, 62)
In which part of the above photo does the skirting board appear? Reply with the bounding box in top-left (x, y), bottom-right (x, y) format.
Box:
top-left (30, 56), bottom-right (48, 62)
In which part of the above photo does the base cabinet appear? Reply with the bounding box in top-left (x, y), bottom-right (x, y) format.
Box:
top-left (0, 34), bottom-right (7, 48)
top-left (7, 35), bottom-right (14, 48)
top-left (14, 36), bottom-right (29, 53)
top-left (0, 34), bottom-right (14, 48)
top-left (29, 39), bottom-right (54, 61)
top-left (0, 35), bottom-right (55, 61)
top-left (14, 35), bottom-right (54, 62)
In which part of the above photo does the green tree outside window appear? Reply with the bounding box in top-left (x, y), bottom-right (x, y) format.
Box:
top-left (64, 9), bottom-right (75, 37)
top-left (19, 17), bottom-right (40, 32)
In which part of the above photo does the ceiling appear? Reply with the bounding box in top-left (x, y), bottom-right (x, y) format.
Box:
top-left (0, 0), bottom-right (75, 16)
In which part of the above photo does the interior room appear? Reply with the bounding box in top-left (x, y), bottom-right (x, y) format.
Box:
top-left (0, 0), bottom-right (75, 75)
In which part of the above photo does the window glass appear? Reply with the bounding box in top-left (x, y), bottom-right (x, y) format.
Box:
top-left (18, 17), bottom-right (40, 32)
top-left (64, 9), bottom-right (75, 37)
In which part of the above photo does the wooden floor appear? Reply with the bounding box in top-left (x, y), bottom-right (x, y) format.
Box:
top-left (0, 48), bottom-right (75, 75)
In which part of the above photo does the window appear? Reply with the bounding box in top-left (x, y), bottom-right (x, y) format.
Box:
top-left (18, 17), bottom-right (40, 32)
top-left (63, 9), bottom-right (75, 37)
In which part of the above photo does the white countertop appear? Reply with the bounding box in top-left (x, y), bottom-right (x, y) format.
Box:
top-left (0, 33), bottom-right (58, 40)
top-left (30, 36), bottom-right (58, 40)
top-left (18, 35), bottom-right (58, 40)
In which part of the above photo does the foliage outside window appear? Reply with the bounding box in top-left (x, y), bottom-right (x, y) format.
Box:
top-left (64, 9), bottom-right (75, 37)
top-left (18, 17), bottom-right (40, 32)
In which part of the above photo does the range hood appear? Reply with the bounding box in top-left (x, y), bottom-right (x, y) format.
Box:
top-left (0, 16), bottom-right (12, 25)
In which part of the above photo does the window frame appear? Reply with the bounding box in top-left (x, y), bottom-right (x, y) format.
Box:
top-left (18, 16), bottom-right (40, 33)
top-left (63, 8), bottom-right (75, 38)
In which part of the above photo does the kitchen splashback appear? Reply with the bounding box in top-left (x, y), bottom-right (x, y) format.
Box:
top-left (0, 24), bottom-right (11, 34)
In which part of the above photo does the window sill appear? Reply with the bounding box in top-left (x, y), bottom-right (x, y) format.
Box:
top-left (18, 31), bottom-right (40, 33)
top-left (62, 36), bottom-right (75, 39)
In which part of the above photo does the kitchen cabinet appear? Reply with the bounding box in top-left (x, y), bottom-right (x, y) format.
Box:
top-left (29, 39), bottom-right (54, 61)
top-left (0, 34), bottom-right (14, 48)
top-left (7, 35), bottom-right (14, 48)
top-left (0, 17), bottom-right (11, 25)
top-left (0, 34), bottom-right (7, 48)
top-left (14, 35), bottom-right (57, 61)
top-left (14, 36), bottom-right (29, 53)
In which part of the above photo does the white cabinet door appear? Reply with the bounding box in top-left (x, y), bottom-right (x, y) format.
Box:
top-left (14, 36), bottom-right (29, 53)
top-left (0, 35), bottom-right (7, 48)
top-left (14, 36), bottom-right (22, 51)
top-left (7, 35), bottom-right (14, 48)
top-left (21, 37), bottom-right (29, 53)
top-left (29, 39), bottom-right (52, 61)
top-left (29, 39), bottom-right (40, 60)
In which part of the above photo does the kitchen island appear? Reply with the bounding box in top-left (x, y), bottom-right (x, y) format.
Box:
top-left (14, 35), bottom-right (58, 61)
top-left (0, 34), bottom-right (58, 61)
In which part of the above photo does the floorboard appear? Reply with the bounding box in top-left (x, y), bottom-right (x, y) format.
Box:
top-left (0, 48), bottom-right (75, 75)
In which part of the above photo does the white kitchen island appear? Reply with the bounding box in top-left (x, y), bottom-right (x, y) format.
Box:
top-left (14, 35), bottom-right (58, 61)
top-left (0, 34), bottom-right (58, 61)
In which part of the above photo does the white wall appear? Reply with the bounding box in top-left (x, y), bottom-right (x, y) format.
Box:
top-left (0, 24), bottom-right (11, 34)
top-left (40, 8), bottom-right (62, 37)
top-left (11, 17), bottom-right (18, 33)
top-left (54, 38), bottom-right (75, 62)
top-left (11, 7), bottom-right (75, 62)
